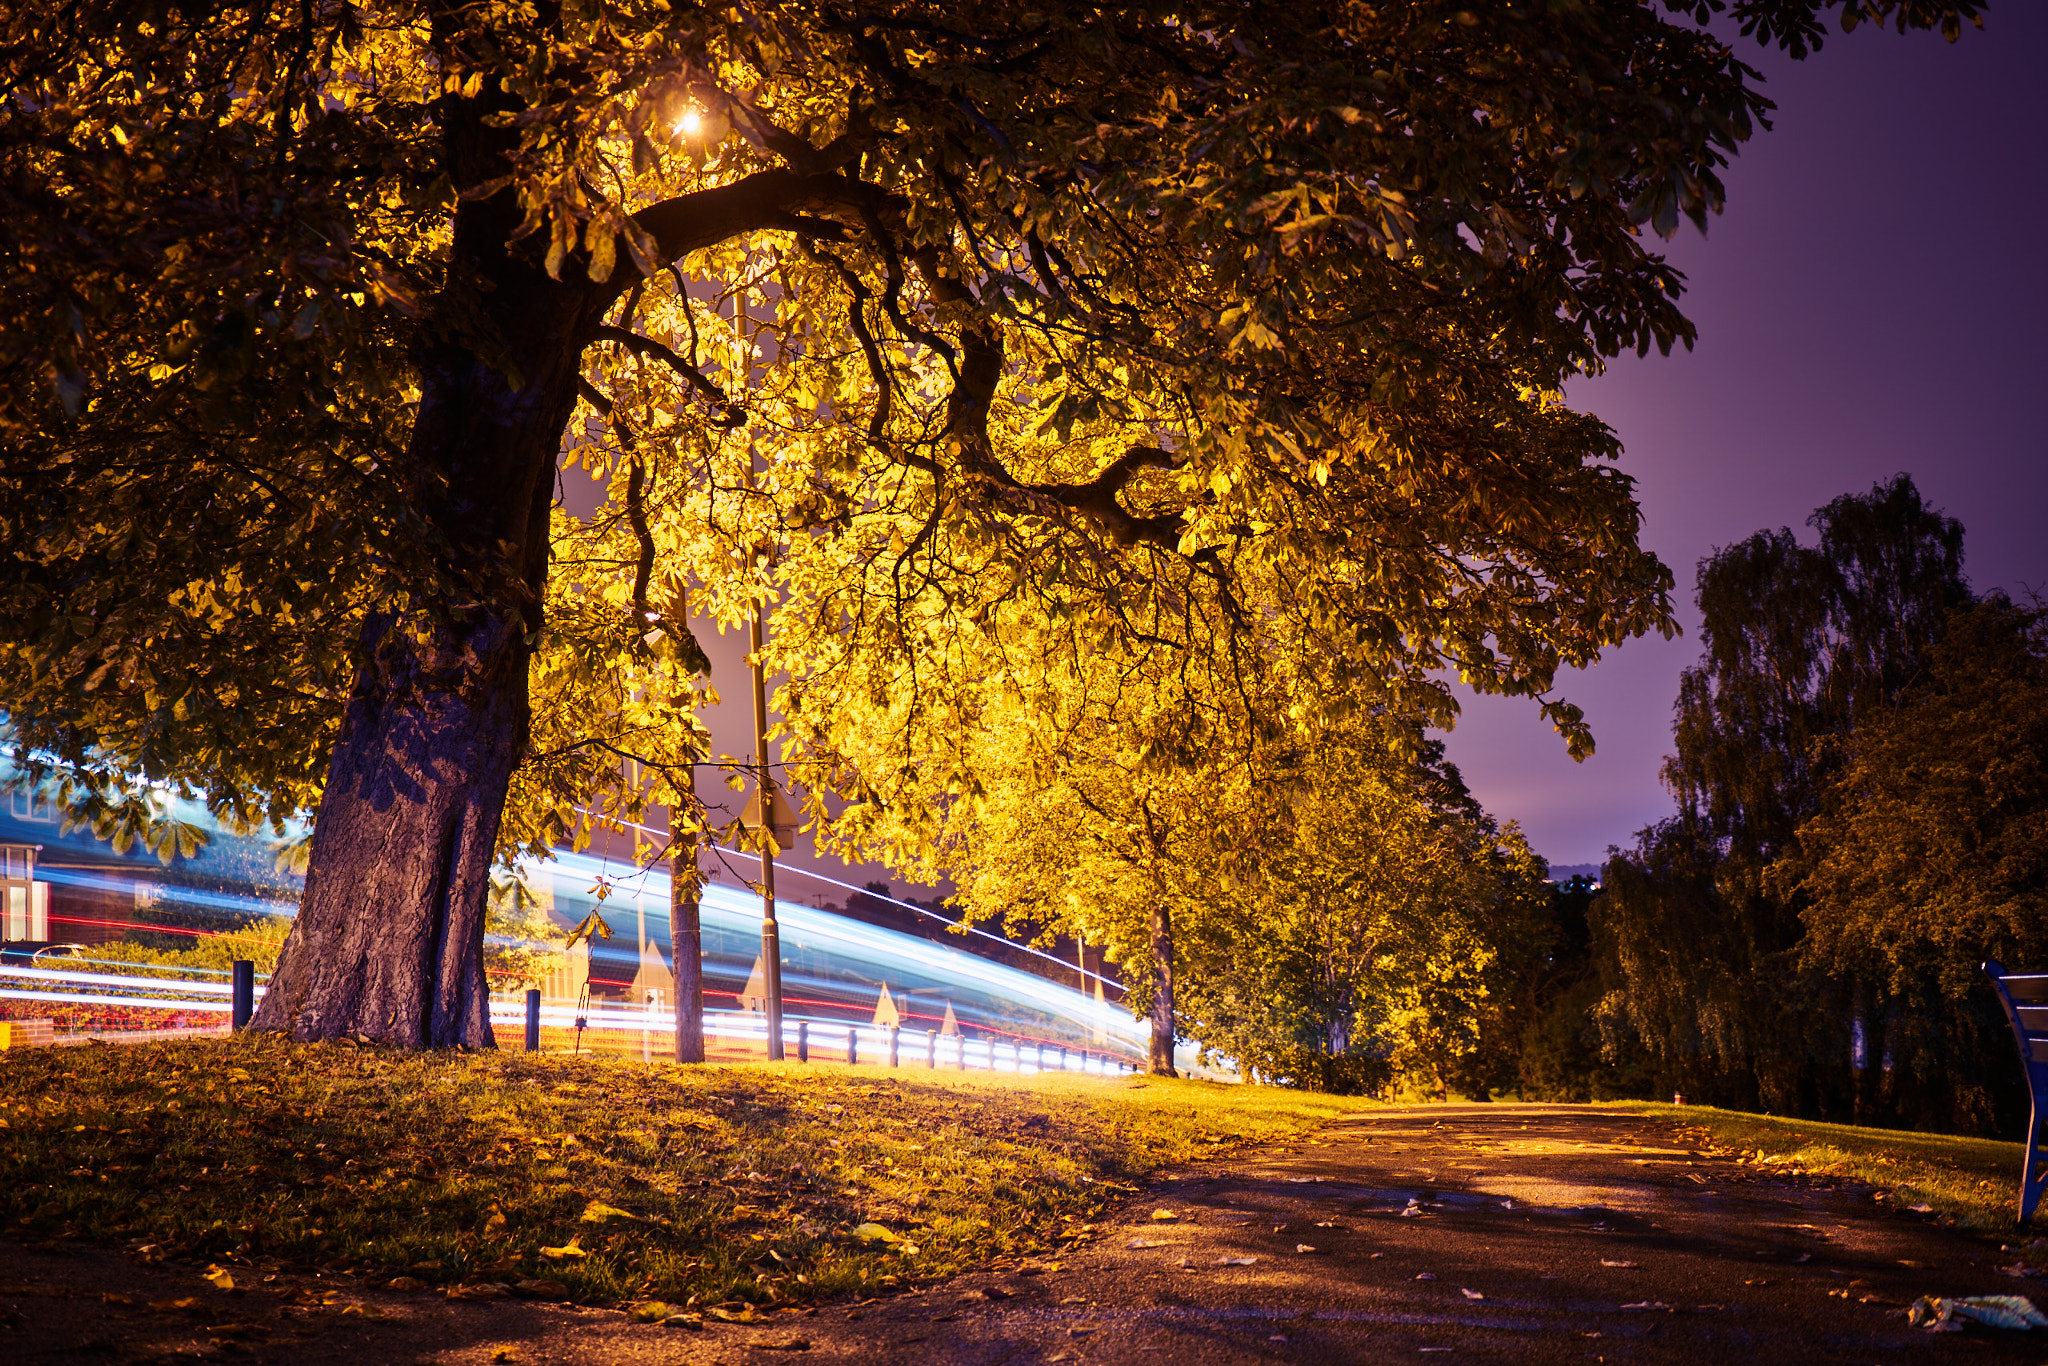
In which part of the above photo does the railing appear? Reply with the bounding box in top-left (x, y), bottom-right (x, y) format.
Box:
top-left (0, 964), bottom-right (1146, 1072)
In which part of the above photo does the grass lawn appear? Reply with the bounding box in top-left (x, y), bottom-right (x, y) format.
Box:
top-left (1614, 1102), bottom-right (2040, 1239)
top-left (0, 1036), bottom-right (1381, 1308)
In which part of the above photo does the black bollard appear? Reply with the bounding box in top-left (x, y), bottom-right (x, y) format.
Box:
top-left (524, 989), bottom-right (541, 1052)
top-left (925, 1028), bottom-right (936, 1068)
top-left (230, 960), bottom-right (254, 1030)
top-left (846, 1028), bottom-right (858, 1066)
top-left (889, 1024), bottom-right (901, 1067)
top-left (798, 1020), bottom-right (809, 1063)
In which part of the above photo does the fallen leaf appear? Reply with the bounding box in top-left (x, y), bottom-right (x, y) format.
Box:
top-left (147, 1298), bottom-right (207, 1315)
top-left (1295, 1244), bottom-right (1318, 1254)
top-left (578, 1201), bottom-right (641, 1225)
top-left (853, 1222), bottom-right (900, 1244)
top-left (1126, 1238), bottom-right (1170, 1249)
top-left (539, 1238), bottom-right (587, 1261)
top-left (708, 1305), bottom-right (766, 1324)
top-left (1313, 1221), bottom-right (1343, 1228)
top-left (665, 1314), bottom-right (704, 1330)
top-left (629, 1301), bottom-right (673, 1323)
top-left (1150, 1209), bottom-right (1179, 1222)
top-left (513, 1279), bottom-right (569, 1300)
top-left (1908, 1203), bottom-right (1934, 1214)
top-left (447, 1283), bottom-right (509, 1301)
top-left (202, 1265), bottom-right (235, 1292)
top-left (1601, 1260), bottom-right (1639, 1268)
top-left (1215, 1256), bottom-right (1258, 1267)
top-left (1414, 1273), bottom-right (1437, 1282)
top-left (1620, 1301), bottom-right (1673, 1311)
top-left (1461, 1288), bottom-right (1484, 1300)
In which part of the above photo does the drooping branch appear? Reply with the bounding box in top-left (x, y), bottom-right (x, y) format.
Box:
top-left (594, 325), bottom-right (744, 428)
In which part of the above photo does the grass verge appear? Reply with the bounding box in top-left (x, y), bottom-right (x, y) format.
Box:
top-left (0, 1035), bottom-right (1379, 1307)
top-left (1615, 1102), bottom-right (2039, 1240)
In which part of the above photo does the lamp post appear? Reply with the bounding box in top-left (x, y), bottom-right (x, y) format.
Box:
top-left (745, 579), bottom-right (798, 1060)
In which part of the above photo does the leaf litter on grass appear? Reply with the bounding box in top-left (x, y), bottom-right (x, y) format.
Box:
top-left (0, 1034), bottom-right (1384, 1309)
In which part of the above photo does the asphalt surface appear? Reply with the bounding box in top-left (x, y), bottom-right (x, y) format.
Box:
top-left (5, 1103), bottom-right (2044, 1363)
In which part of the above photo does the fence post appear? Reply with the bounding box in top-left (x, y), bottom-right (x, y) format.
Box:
top-left (957, 1034), bottom-right (968, 1071)
top-left (797, 1020), bottom-right (809, 1062)
top-left (889, 1024), bottom-right (901, 1068)
top-left (846, 1028), bottom-right (858, 1066)
top-left (925, 1029), bottom-right (936, 1068)
top-left (524, 989), bottom-right (541, 1052)
top-left (230, 960), bottom-right (254, 1031)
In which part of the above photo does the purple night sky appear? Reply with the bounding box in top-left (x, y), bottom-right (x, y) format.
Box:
top-left (614, 9), bottom-right (2048, 898)
top-left (1440, 8), bottom-right (2048, 870)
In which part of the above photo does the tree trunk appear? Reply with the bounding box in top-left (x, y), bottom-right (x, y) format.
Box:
top-left (1148, 898), bottom-right (1177, 1077)
top-left (251, 105), bottom-right (615, 1043)
top-left (672, 831), bottom-right (705, 1064)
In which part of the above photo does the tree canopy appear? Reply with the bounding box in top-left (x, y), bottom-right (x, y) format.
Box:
top-left (0, 0), bottom-right (1992, 1046)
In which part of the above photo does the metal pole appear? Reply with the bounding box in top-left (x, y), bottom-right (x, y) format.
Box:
top-left (798, 1020), bottom-right (809, 1063)
top-left (524, 989), bottom-right (541, 1052)
top-left (889, 1024), bottom-right (900, 1068)
top-left (846, 1028), bottom-right (858, 1066)
top-left (750, 593), bottom-right (785, 1062)
top-left (925, 1029), bottom-right (936, 1068)
top-left (230, 960), bottom-right (253, 1030)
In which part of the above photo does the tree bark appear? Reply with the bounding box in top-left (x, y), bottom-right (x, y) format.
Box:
top-left (1148, 897), bottom-right (1177, 1077)
top-left (672, 830), bottom-right (705, 1064)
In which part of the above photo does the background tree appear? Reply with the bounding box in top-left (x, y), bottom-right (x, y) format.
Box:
top-left (1594, 476), bottom-right (2020, 1128)
top-left (1178, 724), bottom-right (1550, 1098)
top-left (1777, 595), bottom-right (2048, 1131)
top-left (0, 1), bottom-right (1984, 1046)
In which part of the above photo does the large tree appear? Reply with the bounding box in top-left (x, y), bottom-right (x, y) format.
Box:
top-left (1597, 476), bottom-right (1979, 1120)
top-left (0, 1), bottom-right (1984, 1046)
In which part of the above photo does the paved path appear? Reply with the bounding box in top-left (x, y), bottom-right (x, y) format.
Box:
top-left (5, 1104), bottom-right (2042, 1363)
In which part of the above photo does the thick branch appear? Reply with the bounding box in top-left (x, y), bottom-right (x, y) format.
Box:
top-left (629, 169), bottom-right (881, 274)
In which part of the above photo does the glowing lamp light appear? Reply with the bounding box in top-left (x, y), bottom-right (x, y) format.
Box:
top-left (676, 109), bottom-right (702, 137)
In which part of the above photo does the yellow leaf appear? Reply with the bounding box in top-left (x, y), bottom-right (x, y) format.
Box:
top-left (578, 1200), bottom-right (640, 1224)
top-left (539, 1237), bottom-right (587, 1260)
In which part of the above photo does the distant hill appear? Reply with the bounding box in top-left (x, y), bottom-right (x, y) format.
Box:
top-left (1546, 862), bottom-right (1605, 882)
